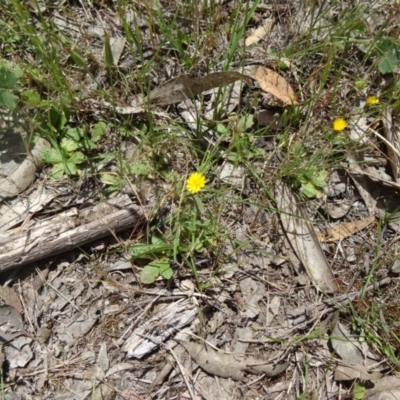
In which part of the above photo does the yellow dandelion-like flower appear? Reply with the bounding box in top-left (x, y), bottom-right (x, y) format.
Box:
top-left (333, 118), bottom-right (347, 132)
top-left (186, 172), bottom-right (206, 194)
top-left (366, 95), bottom-right (379, 105)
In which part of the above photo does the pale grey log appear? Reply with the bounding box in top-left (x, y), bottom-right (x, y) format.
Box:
top-left (0, 195), bottom-right (147, 272)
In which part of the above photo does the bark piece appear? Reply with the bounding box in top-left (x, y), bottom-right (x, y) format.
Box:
top-left (276, 181), bottom-right (338, 293)
top-left (123, 299), bottom-right (198, 359)
top-left (382, 107), bottom-right (400, 183)
top-left (0, 185), bottom-right (56, 232)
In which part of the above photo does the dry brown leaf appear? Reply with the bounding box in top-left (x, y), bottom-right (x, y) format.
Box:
top-left (331, 322), bottom-right (375, 366)
top-left (0, 286), bottom-right (23, 314)
top-left (149, 71), bottom-right (247, 106)
top-left (0, 305), bottom-right (23, 342)
top-left (316, 216), bottom-right (375, 242)
top-left (149, 67), bottom-right (296, 107)
top-left (253, 66), bottom-right (297, 105)
top-left (245, 20), bottom-right (274, 46)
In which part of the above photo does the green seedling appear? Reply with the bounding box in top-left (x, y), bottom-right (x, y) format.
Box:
top-left (130, 236), bottom-right (174, 284)
top-left (41, 109), bottom-right (106, 179)
top-left (297, 166), bottom-right (329, 199)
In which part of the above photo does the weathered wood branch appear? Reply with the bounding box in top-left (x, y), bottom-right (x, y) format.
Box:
top-left (0, 195), bottom-right (147, 272)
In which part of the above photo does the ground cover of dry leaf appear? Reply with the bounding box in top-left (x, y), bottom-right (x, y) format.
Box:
top-left (2, 1), bottom-right (400, 399)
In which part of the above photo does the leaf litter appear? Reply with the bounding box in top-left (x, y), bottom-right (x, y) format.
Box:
top-left (2, 1), bottom-right (400, 399)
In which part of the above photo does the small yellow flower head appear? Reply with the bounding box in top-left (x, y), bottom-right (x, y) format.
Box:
top-left (333, 118), bottom-right (347, 132)
top-left (186, 172), bottom-right (206, 194)
top-left (366, 95), bottom-right (379, 105)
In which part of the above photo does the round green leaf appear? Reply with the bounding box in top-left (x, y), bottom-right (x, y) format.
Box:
top-left (140, 264), bottom-right (160, 284)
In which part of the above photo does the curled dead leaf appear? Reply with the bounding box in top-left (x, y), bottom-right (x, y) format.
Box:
top-left (149, 71), bottom-right (247, 106)
top-left (178, 340), bottom-right (288, 381)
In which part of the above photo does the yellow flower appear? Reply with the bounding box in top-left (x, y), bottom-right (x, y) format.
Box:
top-left (186, 172), bottom-right (206, 194)
top-left (333, 118), bottom-right (347, 132)
top-left (366, 95), bottom-right (379, 105)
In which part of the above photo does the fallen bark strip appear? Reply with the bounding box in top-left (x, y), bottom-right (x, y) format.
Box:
top-left (0, 195), bottom-right (147, 272)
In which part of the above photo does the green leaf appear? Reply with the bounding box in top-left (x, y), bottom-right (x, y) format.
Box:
top-left (216, 124), bottom-right (228, 134)
top-left (50, 164), bottom-right (66, 179)
top-left (61, 137), bottom-right (80, 152)
top-left (302, 182), bottom-right (319, 198)
top-left (160, 264), bottom-right (173, 279)
top-left (149, 258), bottom-right (172, 279)
top-left (128, 162), bottom-right (152, 175)
top-left (100, 173), bottom-right (119, 185)
top-left (377, 38), bottom-right (394, 53)
top-left (91, 122), bottom-right (106, 142)
top-left (130, 244), bottom-right (153, 258)
top-left (140, 264), bottom-right (160, 284)
top-left (81, 135), bottom-right (97, 150)
top-left (69, 50), bottom-right (87, 68)
top-left (379, 52), bottom-right (399, 74)
top-left (0, 89), bottom-right (18, 110)
top-left (0, 66), bottom-right (20, 90)
top-left (66, 127), bottom-right (84, 141)
top-left (352, 382), bottom-right (365, 400)
top-left (41, 148), bottom-right (64, 163)
top-left (194, 241), bottom-right (204, 252)
top-left (21, 90), bottom-right (41, 106)
top-left (104, 34), bottom-right (114, 70)
top-left (12, 65), bottom-right (23, 79)
top-left (49, 107), bottom-right (69, 130)
top-left (151, 236), bottom-right (167, 246)
top-left (130, 242), bottom-right (173, 258)
top-left (268, 48), bottom-right (279, 57)
top-left (63, 162), bottom-right (78, 175)
top-left (68, 151), bottom-right (85, 164)
top-left (193, 195), bottom-right (205, 214)
top-left (236, 115), bottom-right (254, 131)
top-left (312, 170), bottom-right (329, 188)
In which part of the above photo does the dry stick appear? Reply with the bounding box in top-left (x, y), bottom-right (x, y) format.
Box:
top-left (165, 344), bottom-right (196, 400)
top-left (41, 271), bottom-right (85, 315)
top-left (140, 332), bottom-right (196, 400)
top-left (287, 277), bottom-right (391, 326)
top-left (117, 295), bottom-right (161, 345)
top-left (114, 295), bottom-right (186, 316)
